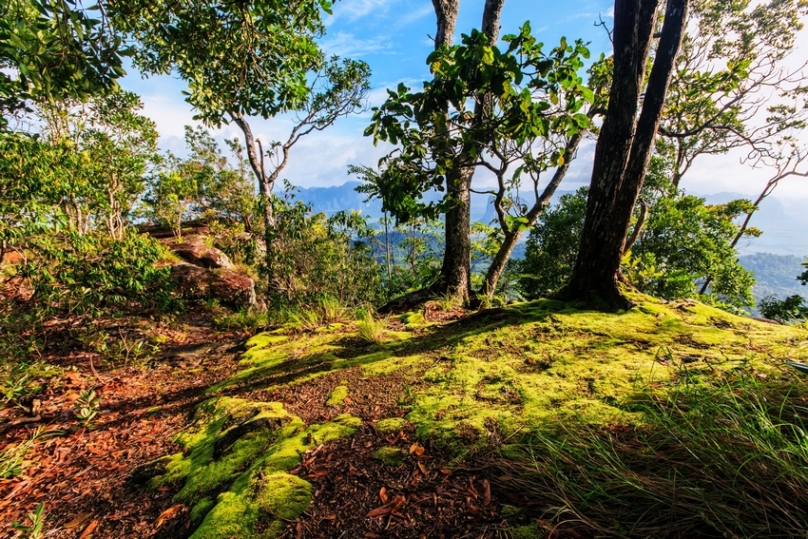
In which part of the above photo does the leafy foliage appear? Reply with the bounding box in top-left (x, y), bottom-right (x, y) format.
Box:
top-left (19, 230), bottom-right (179, 316)
top-left (517, 189), bottom-right (588, 299)
top-left (0, 0), bottom-right (126, 130)
top-left (112, 0), bottom-right (333, 125)
top-left (364, 24), bottom-right (594, 224)
top-left (264, 190), bottom-right (384, 308)
top-left (759, 294), bottom-right (808, 323)
top-left (143, 127), bottom-right (256, 236)
top-left (519, 180), bottom-right (756, 309)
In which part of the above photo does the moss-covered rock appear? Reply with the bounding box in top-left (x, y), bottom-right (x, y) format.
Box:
top-left (375, 417), bottom-right (408, 433)
top-left (146, 396), bottom-right (361, 539)
top-left (373, 446), bottom-right (407, 466)
top-left (255, 473), bottom-right (312, 520)
top-left (326, 385), bottom-right (349, 406)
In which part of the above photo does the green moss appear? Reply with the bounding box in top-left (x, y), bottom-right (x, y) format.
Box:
top-left (375, 417), bottom-right (408, 433)
top-left (209, 292), bottom-right (807, 465)
top-left (400, 311), bottom-right (426, 327)
top-left (373, 446), bottom-right (407, 466)
top-left (190, 498), bottom-right (215, 523)
top-left (509, 523), bottom-right (546, 539)
top-left (151, 396), bottom-right (361, 539)
top-left (326, 385), bottom-right (349, 406)
top-left (255, 472), bottom-right (312, 520)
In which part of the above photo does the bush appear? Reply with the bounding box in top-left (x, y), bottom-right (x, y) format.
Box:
top-left (21, 229), bottom-right (181, 316)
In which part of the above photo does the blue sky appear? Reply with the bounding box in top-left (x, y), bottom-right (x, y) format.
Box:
top-left (118, 0), bottom-right (808, 202)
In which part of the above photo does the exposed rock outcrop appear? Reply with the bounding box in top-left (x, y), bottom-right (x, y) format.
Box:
top-left (161, 235), bottom-right (235, 270)
top-left (170, 263), bottom-right (256, 309)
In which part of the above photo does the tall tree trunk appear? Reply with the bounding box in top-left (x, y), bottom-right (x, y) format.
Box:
top-left (379, 0), bottom-right (505, 312)
top-left (432, 0), bottom-right (504, 304)
top-left (230, 111), bottom-right (278, 293)
top-left (431, 0), bottom-right (460, 47)
top-left (559, 0), bottom-right (688, 310)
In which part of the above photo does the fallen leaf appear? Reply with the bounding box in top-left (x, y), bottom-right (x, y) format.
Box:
top-left (366, 505), bottom-right (392, 518)
top-left (78, 520), bottom-right (98, 539)
top-left (364, 534), bottom-right (381, 538)
top-left (380, 486), bottom-right (388, 503)
top-left (155, 504), bottom-right (185, 528)
top-left (440, 468), bottom-right (453, 475)
top-left (63, 513), bottom-right (92, 529)
top-left (483, 479), bottom-right (491, 506)
top-left (417, 462), bottom-right (428, 475)
top-left (409, 443), bottom-right (425, 456)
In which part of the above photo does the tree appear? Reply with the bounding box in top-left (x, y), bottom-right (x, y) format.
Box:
top-left (365, 23), bottom-right (598, 307)
top-left (518, 180), bottom-right (757, 310)
top-left (658, 0), bottom-right (808, 188)
top-left (114, 1), bottom-right (370, 294)
top-left (1, 0), bottom-right (126, 130)
top-left (558, 0), bottom-right (688, 310)
top-left (360, 0), bottom-right (505, 306)
top-left (1, 90), bottom-right (157, 242)
top-left (144, 127), bottom-right (257, 237)
top-left (517, 189), bottom-right (589, 299)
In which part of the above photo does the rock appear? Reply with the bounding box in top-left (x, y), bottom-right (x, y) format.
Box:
top-left (1, 252), bottom-right (34, 303)
top-left (162, 235), bottom-right (235, 270)
top-left (170, 263), bottom-right (256, 309)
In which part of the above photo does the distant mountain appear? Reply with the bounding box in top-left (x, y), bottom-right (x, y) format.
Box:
top-left (739, 253), bottom-right (808, 310)
top-left (295, 181), bottom-right (573, 225)
top-left (294, 181), bottom-right (382, 217)
top-left (702, 192), bottom-right (808, 256)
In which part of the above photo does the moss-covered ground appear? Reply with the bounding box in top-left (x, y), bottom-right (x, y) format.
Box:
top-left (146, 293), bottom-right (808, 538)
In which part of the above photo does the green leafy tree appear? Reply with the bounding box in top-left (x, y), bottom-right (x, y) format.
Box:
top-left (263, 189), bottom-right (383, 307)
top-left (519, 182), bottom-right (756, 310)
top-left (112, 1), bottom-right (370, 297)
top-left (144, 126), bottom-right (257, 237)
top-left (658, 0), bottom-right (808, 188)
top-left (32, 90), bottom-right (158, 237)
top-left (759, 294), bottom-right (808, 324)
top-left (364, 24), bottom-right (598, 305)
top-left (1, 0), bottom-right (126, 130)
top-left (517, 189), bottom-right (589, 299)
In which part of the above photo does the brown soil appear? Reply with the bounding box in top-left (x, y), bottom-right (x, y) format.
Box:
top-left (1, 311), bottom-right (539, 539)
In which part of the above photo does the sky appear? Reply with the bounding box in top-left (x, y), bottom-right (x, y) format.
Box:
top-left (118, 0), bottom-right (808, 203)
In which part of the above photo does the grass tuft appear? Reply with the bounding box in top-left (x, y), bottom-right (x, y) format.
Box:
top-left (357, 311), bottom-right (386, 344)
top-left (493, 371), bottom-right (808, 538)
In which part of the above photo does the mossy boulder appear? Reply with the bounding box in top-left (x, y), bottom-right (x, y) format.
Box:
top-left (373, 446), bottom-right (407, 466)
top-left (146, 397), bottom-right (361, 539)
top-left (375, 417), bottom-right (408, 433)
top-left (326, 385), bottom-right (349, 406)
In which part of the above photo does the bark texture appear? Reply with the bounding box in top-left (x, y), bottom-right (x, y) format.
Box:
top-left (434, 0), bottom-right (504, 304)
top-left (558, 0), bottom-right (688, 310)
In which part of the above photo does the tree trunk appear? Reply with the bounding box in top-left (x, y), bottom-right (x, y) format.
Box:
top-left (230, 111), bottom-right (278, 292)
top-left (379, 0), bottom-right (505, 312)
top-left (558, 0), bottom-right (688, 310)
top-left (478, 128), bottom-right (586, 300)
top-left (433, 0), bottom-right (504, 304)
top-left (431, 0), bottom-right (460, 47)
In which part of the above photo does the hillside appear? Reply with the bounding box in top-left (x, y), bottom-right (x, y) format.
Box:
top-left (14, 294), bottom-right (798, 538)
top-left (740, 253), bottom-right (808, 308)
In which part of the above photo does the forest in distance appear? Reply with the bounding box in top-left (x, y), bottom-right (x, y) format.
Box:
top-left (3, 0), bottom-right (808, 538)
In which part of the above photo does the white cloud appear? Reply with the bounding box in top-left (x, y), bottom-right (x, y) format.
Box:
top-left (399, 4), bottom-right (434, 25)
top-left (138, 93), bottom-right (200, 140)
top-left (328, 0), bottom-right (397, 23)
top-left (321, 32), bottom-right (394, 58)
